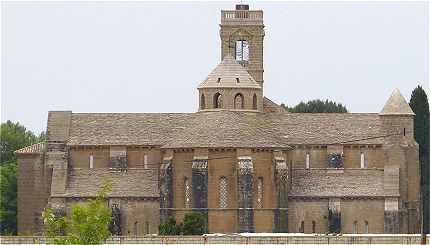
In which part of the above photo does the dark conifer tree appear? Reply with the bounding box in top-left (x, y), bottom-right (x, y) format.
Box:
top-left (409, 85), bottom-right (429, 233)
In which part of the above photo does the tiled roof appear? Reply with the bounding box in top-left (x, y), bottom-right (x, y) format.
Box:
top-left (290, 169), bottom-right (389, 197)
top-left (66, 111), bottom-right (383, 147)
top-left (62, 168), bottom-right (158, 198)
top-left (68, 113), bottom-right (195, 146)
top-left (198, 55), bottom-right (261, 89)
top-left (380, 89), bottom-right (414, 115)
top-left (15, 142), bottom-right (45, 154)
top-left (263, 97), bottom-right (286, 113)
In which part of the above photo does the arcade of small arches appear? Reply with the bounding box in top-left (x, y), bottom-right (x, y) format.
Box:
top-left (199, 92), bottom-right (259, 111)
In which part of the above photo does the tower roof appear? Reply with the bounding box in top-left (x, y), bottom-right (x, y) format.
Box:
top-left (198, 55), bottom-right (261, 89)
top-left (380, 88), bottom-right (415, 115)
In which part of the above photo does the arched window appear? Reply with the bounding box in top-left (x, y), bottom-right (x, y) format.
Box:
top-left (257, 177), bottom-right (263, 208)
top-left (89, 154), bottom-right (94, 169)
top-left (352, 221), bottom-right (358, 234)
top-left (234, 93), bottom-right (244, 109)
top-left (200, 94), bottom-right (206, 110)
top-left (312, 221), bottom-right (316, 233)
top-left (360, 152), bottom-right (367, 169)
top-left (213, 93), bottom-right (222, 109)
top-left (299, 221), bottom-right (304, 233)
top-left (364, 221), bottom-right (369, 233)
top-left (184, 178), bottom-right (191, 208)
top-left (252, 94), bottom-right (258, 110)
top-left (219, 176), bottom-right (228, 208)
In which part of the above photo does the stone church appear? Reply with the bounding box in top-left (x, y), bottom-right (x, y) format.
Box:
top-left (16, 4), bottom-right (421, 235)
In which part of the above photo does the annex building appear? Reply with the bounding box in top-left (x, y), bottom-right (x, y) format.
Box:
top-left (16, 4), bottom-right (421, 235)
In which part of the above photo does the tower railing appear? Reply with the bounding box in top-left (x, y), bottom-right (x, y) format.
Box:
top-left (221, 10), bottom-right (263, 25)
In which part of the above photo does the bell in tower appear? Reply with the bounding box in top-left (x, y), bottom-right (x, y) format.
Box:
top-left (220, 4), bottom-right (265, 88)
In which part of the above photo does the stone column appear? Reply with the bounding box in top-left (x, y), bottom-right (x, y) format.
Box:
top-left (384, 198), bottom-right (400, 233)
top-left (159, 157), bottom-right (173, 222)
top-left (328, 198), bottom-right (341, 233)
top-left (192, 157), bottom-right (208, 228)
top-left (273, 157), bottom-right (288, 232)
top-left (237, 156), bottom-right (254, 233)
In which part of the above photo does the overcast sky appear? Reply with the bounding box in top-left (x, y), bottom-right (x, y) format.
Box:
top-left (2, 1), bottom-right (429, 134)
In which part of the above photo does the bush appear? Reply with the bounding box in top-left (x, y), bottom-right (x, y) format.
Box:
top-left (159, 212), bottom-right (206, 235)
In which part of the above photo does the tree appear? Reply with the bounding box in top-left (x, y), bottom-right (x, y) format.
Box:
top-left (0, 163), bottom-right (17, 235)
top-left (159, 212), bottom-right (207, 235)
top-left (281, 99), bottom-right (348, 113)
top-left (181, 212), bottom-right (207, 235)
top-left (0, 120), bottom-right (42, 235)
top-left (409, 85), bottom-right (429, 233)
top-left (159, 216), bottom-right (181, 235)
top-left (43, 181), bottom-right (112, 245)
top-left (1, 120), bottom-right (39, 164)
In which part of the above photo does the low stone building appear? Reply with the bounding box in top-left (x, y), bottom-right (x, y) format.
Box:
top-left (16, 4), bottom-right (420, 235)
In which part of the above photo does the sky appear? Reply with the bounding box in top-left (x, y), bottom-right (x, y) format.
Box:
top-left (1, 1), bottom-right (429, 134)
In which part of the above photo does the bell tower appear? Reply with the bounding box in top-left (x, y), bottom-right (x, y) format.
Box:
top-left (220, 4), bottom-right (265, 88)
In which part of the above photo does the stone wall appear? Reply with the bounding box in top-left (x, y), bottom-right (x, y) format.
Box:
top-left (1, 235), bottom-right (429, 245)
top-left (17, 153), bottom-right (50, 235)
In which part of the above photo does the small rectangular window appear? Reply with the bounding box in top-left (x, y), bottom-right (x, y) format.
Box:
top-left (305, 153), bottom-right (310, 169)
top-left (144, 154), bottom-right (148, 169)
top-left (89, 154), bottom-right (94, 169)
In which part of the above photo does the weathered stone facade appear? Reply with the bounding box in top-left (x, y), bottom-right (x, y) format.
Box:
top-left (16, 4), bottom-right (420, 235)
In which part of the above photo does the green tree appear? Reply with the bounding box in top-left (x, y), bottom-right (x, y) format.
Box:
top-left (159, 216), bottom-right (181, 235)
top-left (1, 120), bottom-right (39, 164)
top-left (0, 120), bottom-right (41, 235)
top-left (159, 212), bottom-right (207, 235)
top-left (181, 212), bottom-right (207, 235)
top-left (281, 99), bottom-right (348, 113)
top-left (0, 163), bottom-right (17, 235)
top-left (43, 181), bottom-right (112, 245)
top-left (409, 85), bottom-right (429, 233)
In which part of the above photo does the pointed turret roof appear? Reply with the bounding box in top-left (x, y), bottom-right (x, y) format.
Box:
top-left (198, 55), bottom-right (261, 89)
top-left (380, 88), bottom-right (415, 115)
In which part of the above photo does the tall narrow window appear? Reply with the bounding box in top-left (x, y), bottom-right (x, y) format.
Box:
top-left (134, 221), bottom-right (138, 236)
top-left (145, 221), bottom-right (150, 235)
top-left (360, 152), bottom-right (366, 169)
top-left (89, 154), bottom-right (94, 169)
top-left (234, 93), bottom-right (244, 109)
top-left (219, 176), bottom-right (228, 208)
top-left (352, 221), bottom-right (358, 234)
top-left (252, 94), bottom-right (257, 110)
top-left (299, 221), bottom-right (304, 233)
top-left (144, 154), bottom-right (148, 169)
top-left (312, 221), bottom-right (316, 233)
top-left (305, 153), bottom-right (310, 169)
top-left (184, 178), bottom-right (191, 208)
top-left (364, 221), bottom-right (369, 233)
top-left (213, 93), bottom-right (222, 109)
top-left (257, 177), bottom-right (263, 208)
top-left (200, 94), bottom-right (206, 110)
top-left (235, 40), bottom-right (249, 66)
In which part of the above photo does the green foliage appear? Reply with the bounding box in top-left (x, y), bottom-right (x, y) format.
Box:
top-left (182, 212), bottom-right (206, 235)
top-left (409, 85), bottom-right (430, 233)
top-left (43, 181), bottom-right (112, 245)
top-left (159, 212), bottom-right (207, 235)
top-left (1, 120), bottom-right (40, 164)
top-left (0, 120), bottom-right (42, 235)
top-left (159, 216), bottom-right (181, 235)
top-left (281, 99), bottom-right (348, 113)
top-left (0, 162), bottom-right (17, 235)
